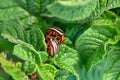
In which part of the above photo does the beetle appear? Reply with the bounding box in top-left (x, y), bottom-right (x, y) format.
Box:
top-left (45, 27), bottom-right (65, 56)
top-left (46, 27), bottom-right (65, 44)
top-left (46, 38), bottom-right (60, 56)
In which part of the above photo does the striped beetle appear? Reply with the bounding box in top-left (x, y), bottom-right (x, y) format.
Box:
top-left (45, 27), bottom-right (65, 56)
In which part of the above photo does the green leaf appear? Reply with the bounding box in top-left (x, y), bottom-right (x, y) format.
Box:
top-left (0, 0), bottom-right (29, 21)
top-left (53, 44), bottom-right (81, 79)
top-left (55, 70), bottom-right (77, 80)
top-left (104, 46), bottom-right (120, 80)
top-left (46, 0), bottom-right (97, 22)
top-left (40, 0), bottom-right (55, 13)
top-left (75, 19), bottom-right (116, 70)
top-left (38, 64), bottom-right (57, 80)
top-left (63, 37), bottom-right (73, 48)
top-left (13, 44), bottom-right (42, 66)
top-left (116, 18), bottom-right (120, 33)
top-left (41, 0), bottom-right (107, 23)
top-left (100, 11), bottom-right (117, 20)
top-left (86, 45), bottom-right (105, 70)
top-left (13, 0), bottom-right (41, 16)
top-left (0, 68), bottom-right (12, 80)
top-left (89, 0), bottom-right (107, 20)
top-left (65, 23), bottom-right (88, 43)
top-left (21, 61), bottom-right (37, 75)
top-left (107, 0), bottom-right (120, 9)
top-left (39, 51), bottom-right (48, 63)
top-left (32, 19), bottom-right (53, 34)
top-left (0, 37), bottom-right (15, 51)
top-left (1, 19), bottom-right (46, 51)
top-left (0, 53), bottom-right (29, 80)
top-left (81, 59), bottom-right (105, 80)
top-left (93, 11), bottom-right (117, 26)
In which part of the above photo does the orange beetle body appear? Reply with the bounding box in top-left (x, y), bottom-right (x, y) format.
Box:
top-left (45, 27), bottom-right (65, 56)
top-left (46, 27), bottom-right (65, 44)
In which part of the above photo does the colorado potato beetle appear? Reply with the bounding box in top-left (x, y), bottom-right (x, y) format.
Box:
top-left (46, 38), bottom-right (60, 56)
top-left (45, 27), bottom-right (65, 56)
top-left (46, 27), bottom-right (65, 44)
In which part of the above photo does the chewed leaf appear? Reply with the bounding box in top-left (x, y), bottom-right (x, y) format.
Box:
top-left (53, 44), bottom-right (81, 79)
top-left (1, 19), bottom-right (46, 51)
top-left (0, 53), bottom-right (29, 80)
top-left (38, 64), bottom-right (57, 80)
top-left (13, 44), bottom-right (42, 66)
top-left (47, 0), bottom-right (97, 21)
top-left (75, 19), bottom-right (116, 70)
top-left (104, 46), bottom-right (120, 80)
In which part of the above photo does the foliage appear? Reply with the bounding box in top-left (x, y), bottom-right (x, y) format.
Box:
top-left (0, 0), bottom-right (120, 80)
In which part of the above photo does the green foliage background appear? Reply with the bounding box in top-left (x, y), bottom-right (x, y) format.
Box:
top-left (0, 0), bottom-right (120, 80)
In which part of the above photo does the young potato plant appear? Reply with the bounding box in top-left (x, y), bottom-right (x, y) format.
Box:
top-left (0, 0), bottom-right (120, 80)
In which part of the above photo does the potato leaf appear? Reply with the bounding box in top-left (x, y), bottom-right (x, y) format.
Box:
top-left (55, 70), bottom-right (77, 80)
top-left (47, 0), bottom-right (97, 22)
top-left (53, 44), bottom-right (81, 79)
top-left (0, 53), bottom-right (29, 80)
top-left (104, 46), bottom-right (120, 80)
top-left (0, 0), bottom-right (29, 21)
top-left (107, 0), bottom-right (120, 9)
top-left (13, 44), bottom-right (42, 66)
top-left (13, 0), bottom-right (41, 16)
top-left (21, 61), bottom-right (37, 75)
top-left (1, 19), bottom-right (46, 51)
top-left (38, 64), bottom-right (57, 80)
top-left (75, 19), bottom-right (116, 70)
